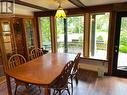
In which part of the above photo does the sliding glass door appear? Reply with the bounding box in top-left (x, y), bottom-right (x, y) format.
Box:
top-left (113, 12), bottom-right (127, 76)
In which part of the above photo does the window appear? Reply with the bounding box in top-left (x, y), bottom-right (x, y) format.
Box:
top-left (90, 12), bottom-right (110, 60)
top-left (56, 16), bottom-right (84, 54)
top-left (39, 17), bottom-right (51, 52)
top-left (56, 18), bottom-right (64, 53)
top-left (67, 16), bottom-right (84, 54)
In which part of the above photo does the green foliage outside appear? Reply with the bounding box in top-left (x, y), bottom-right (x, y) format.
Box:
top-left (96, 36), bottom-right (103, 41)
top-left (96, 35), bottom-right (106, 50)
top-left (119, 45), bottom-right (127, 53)
top-left (67, 16), bottom-right (84, 33)
top-left (119, 33), bottom-right (127, 53)
top-left (56, 16), bottom-right (84, 52)
top-left (56, 18), bottom-right (64, 40)
top-left (96, 13), bottom-right (109, 33)
top-left (119, 18), bottom-right (127, 53)
top-left (40, 17), bottom-right (51, 43)
top-left (25, 19), bottom-right (34, 47)
top-left (56, 16), bottom-right (84, 41)
top-left (94, 13), bottom-right (109, 50)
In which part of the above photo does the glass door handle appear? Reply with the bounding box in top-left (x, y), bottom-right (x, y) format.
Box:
top-left (115, 49), bottom-right (118, 52)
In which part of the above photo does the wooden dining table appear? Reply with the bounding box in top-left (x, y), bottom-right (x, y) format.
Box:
top-left (5, 53), bottom-right (75, 95)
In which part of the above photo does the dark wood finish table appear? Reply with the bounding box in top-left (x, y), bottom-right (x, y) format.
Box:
top-left (5, 53), bottom-right (75, 95)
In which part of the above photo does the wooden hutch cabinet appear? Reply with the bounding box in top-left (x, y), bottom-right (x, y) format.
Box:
top-left (0, 15), bottom-right (37, 68)
top-left (12, 17), bottom-right (37, 60)
top-left (0, 18), bottom-right (15, 75)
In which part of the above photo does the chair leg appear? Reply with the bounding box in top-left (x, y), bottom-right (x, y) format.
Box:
top-left (75, 74), bottom-right (78, 85)
top-left (70, 76), bottom-right (73, 93)
top-left (66, 87), bottom-right (71, 95)
top-left (58, 90), bottom-right (61, 95)
top-left (53, 89), bottom-right (55, 95)
top-left (39, 87), bottom-right (41, 94)
top-left (14, 85), bottom-right (18, 95)
top-left (53, 89), bottom-right (58, 95)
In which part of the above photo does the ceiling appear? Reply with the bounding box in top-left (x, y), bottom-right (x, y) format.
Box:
top-left (80, 0), bottom-right (127, 6)
top-left (14, 0), bottom-right (127, 12)
top-left (20, 0), bottom-right (76, 10)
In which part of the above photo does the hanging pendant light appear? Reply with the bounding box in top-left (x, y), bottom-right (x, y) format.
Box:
top-left (55, 1), bottom-right (66, 18)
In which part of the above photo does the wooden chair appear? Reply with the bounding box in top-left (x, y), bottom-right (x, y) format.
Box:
top-left (69, 53), bottom-right (81, 93)
top-left (30, 48), bottom-right (43, 59)
top-left (50, 61), bottom-right (74, 95)
top-left (8, 54), bottom-right (27, 95)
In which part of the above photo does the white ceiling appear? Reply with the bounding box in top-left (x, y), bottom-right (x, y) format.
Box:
top-left (14, 4), bottom-right (39, 15)
top-left (20, 0), bottom-right (127, 10)
top-left (20, 0), bottom-right (76, 10)
top-left (80, 0), bottom-right (127, 6)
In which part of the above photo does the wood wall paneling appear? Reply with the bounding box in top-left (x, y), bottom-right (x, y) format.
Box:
top-left (50, 16), bottom-right (57, 53)
top-left (33, 18), bottom-right (38, 49)
top-left (83, 13), bottom-right (90, 57)
top-left (113, 3), bottom-right (127, 11)
top-left (35, 17), bottom-right (40, 48)
top-left (107, 11), bottom-right (117, 75)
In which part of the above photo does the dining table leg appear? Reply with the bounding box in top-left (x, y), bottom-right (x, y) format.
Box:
top-left (6, 74), bottom-right (12, 95)
top-left (44, 87), bottom-right (50, 95)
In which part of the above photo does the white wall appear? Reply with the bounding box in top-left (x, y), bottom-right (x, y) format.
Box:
top-left (14, 4), bottom-right (40, 16)
top-left (79, 58), bottom-right (108, 77)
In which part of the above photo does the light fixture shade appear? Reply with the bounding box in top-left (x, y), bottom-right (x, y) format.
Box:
top-left (55, 7), bottom-right (66, 18)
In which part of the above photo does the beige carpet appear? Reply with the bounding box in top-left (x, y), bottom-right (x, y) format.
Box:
top-left (0, 76), bottom-right (6, 84)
